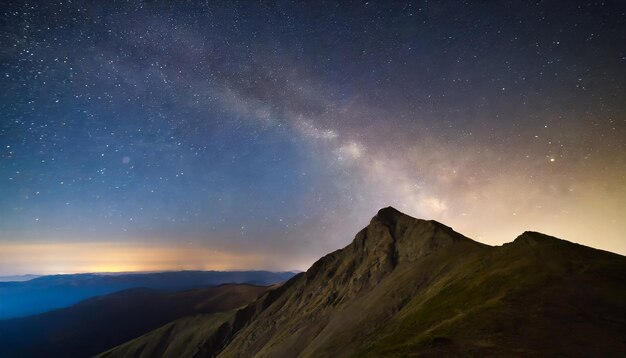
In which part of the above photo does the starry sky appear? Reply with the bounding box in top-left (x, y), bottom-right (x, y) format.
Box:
top-left (1, 1), bottom-right (625, 275)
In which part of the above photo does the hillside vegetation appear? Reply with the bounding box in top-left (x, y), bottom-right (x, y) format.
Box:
top-left (101, 207), bottom-right (626, 357)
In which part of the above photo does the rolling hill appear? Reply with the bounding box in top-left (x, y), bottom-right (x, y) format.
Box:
top-left (0, 270), bottom-right (295, 319)
top-left (0, 284), bottom-right (269, 358)
top-left (100, 207), bottom-right (626, 357)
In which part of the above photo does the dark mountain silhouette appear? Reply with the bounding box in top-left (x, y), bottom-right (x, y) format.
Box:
top-left (100, 207), bottom-right (626, 357)
top-left (0, 270), bottom-right (295, 319)
top-left (0, 274), bottom-right (41, 282)
top-left (0, 284), bottom-right (269, 358)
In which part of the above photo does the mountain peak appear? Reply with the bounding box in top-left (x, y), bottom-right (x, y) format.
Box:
top-left (97, 211), bottom-right (626, 358)
top-left (513, 231), bottom-right (564, 246)
top-left (372, 207), bottom-right (467, 243)
top-left (373, 207), bottom-right (451, 231)
top-left (375, 206), bottom-right (405, 220)
top-left (373, 206), bottom-right (410, 232)
top-left (358, 207), bottom-right (486, 267)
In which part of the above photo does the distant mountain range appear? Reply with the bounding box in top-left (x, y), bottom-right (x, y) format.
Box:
top-left (99, 207), bottom-right (626, 357)
top-left (0, 284), bottom-right (269, 357)
top-left (0, 270), bottom-right (295, 319)
top-left (0, 274), bottom-right (41, 282)
top-left (1, 207), bottom-right (625, 357)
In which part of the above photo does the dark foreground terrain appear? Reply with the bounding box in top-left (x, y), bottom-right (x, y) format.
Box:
top-left (0, 270), bottom-right (295, 319)
top-left (2, 207), bottom-right (623, 357)
top-left (0, 284), bottom-right (269, 357)
top-left (97, 207), bottom-right (626, 357)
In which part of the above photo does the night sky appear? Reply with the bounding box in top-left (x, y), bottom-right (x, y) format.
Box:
top-left (1, 1), bottom-right (625, 275)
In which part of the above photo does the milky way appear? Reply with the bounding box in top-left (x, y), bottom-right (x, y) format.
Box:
top-left (1, 1), bottom-right (625, 275)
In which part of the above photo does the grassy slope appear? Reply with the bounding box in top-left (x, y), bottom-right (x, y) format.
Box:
top-left (96, 209), bottom-right (626, 357)
top-left (355, 233), bottom-right (626, 357)
top-left (218, 209), bottom-right (491, 357)
top-left (217, 211), bottom-right (626, 357)
top-left (97, 311), bottom-right (235, 358)
top-left (97, 284), bottom-right (284, 358)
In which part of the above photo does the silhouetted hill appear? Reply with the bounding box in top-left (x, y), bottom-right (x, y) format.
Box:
top-left (0, 270), bottom-right (295, 319)
top-left (0, 284), bottom-right (268, 358)
top-left (101, 207), bottom-right (626, 357)
top-left (98, 310), bottom-right (240, 357)
top-left (0, 274), bottom-right (41, 282)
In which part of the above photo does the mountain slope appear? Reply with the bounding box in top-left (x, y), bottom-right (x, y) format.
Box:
top-left (101, 207), bottom-right (626, 357)
top-left (218, 207), bottom-right (491, 357)
top-left (356, 231), bottom-right (626, 356)
top-left (98, 311), bottom-right (237, 358)
top-left (0, 284), bottom-right (268, 358)
top-left (0, 270), bottom-right (295, 319)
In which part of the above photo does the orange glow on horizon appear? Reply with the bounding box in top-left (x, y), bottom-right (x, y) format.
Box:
top-left (0, 241), bottom-right (273, 276)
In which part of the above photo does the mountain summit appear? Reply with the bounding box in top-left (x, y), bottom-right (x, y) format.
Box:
top-left (100, 208), bottom-right (626, 357)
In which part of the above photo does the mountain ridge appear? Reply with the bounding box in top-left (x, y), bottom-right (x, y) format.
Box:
top-left (99, 207), bottom-right (626, 357)
top-left (0, 284), bottom-right (270, 358)
top-left (0, 270), bottom-right (295, 319)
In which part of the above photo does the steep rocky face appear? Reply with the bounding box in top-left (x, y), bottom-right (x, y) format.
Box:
top-left (215, 207), bottom-right (489, 357)
top-left (100, 207), bottom-right (626, 357)
top-left (298, 207), bottom-right (484, 307)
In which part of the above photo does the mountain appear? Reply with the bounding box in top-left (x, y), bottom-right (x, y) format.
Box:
top-left (0, 270), bottom-right (295, 319)
top-left (100, 207), bottom-right (626, 357)
top-left (0, 284), bottom-right (269, 358)
top-left (97, 309), bottom-right (240, 357)
top-left (0, 274), bottom-right (41, 282)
